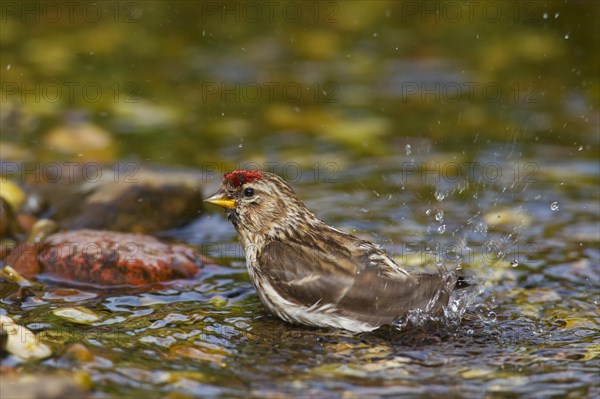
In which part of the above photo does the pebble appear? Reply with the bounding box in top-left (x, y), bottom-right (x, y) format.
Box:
top-left (0, 315), bottom-right (52, 360)
top-left (52, 307), bottom-right (101, 325)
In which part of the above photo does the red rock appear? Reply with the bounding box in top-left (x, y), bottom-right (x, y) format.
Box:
top-left (7, 230), bottom-right (203, 287)
top-left (5, 243), bottom-right (41, 276)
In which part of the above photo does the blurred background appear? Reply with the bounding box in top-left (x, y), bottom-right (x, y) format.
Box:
top-left (1, 0), bottom-right (598, 166)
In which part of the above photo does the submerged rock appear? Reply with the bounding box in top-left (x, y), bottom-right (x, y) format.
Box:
top-left (63, 343), bottom-right (94, 363)
top-left (0, 265), bottom-right (34, 286)
top-left (52, 307), bottom-right (101, 324)
top-left (5, 230), bottom-right (204, 287)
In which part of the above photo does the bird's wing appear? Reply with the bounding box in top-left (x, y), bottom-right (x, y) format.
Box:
top-left (256, 239), bottom-right (358, 307)
top-left (324, 225), bottom-right (411, 278)
top-left (257, 238), bottom-right (453, 326)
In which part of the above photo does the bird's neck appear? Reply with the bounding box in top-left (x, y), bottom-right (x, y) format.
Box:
top-left (237, 207), bottom-right (322, 252)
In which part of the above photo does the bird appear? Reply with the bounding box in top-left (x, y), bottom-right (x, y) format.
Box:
top-left (205, 170), bottom-right (464, 333)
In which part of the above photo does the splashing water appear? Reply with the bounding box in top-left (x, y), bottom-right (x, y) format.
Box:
top-left (435, 190), bottom-right (446, 202)
top-left (392, 275), bottom-right (484, 332)
top-left (474, 303), bottom-right (498, 324)
top-left (392, 314), bottom-right (409, 330)
top-left (435, 210), bottom-right (444, 222)
top-left (445, 281), bottom-right (485, 326)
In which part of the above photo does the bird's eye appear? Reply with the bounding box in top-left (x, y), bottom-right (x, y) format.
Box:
top-left (244, 187), bottom-right (255, 197)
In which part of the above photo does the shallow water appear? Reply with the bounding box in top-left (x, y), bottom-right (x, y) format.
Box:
top-left (2, 147), bottom-right (599, 398)
top-left (1, 1), bottom-right (599, 398)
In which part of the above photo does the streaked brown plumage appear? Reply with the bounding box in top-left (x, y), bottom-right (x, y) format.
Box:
top-left (205, 170), bottom-right (458, 333)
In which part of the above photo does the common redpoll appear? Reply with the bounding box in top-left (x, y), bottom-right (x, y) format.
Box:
top-left (206, 170), bottom-right (463, 333)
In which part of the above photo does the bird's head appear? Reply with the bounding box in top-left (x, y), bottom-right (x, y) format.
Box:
top-left (205, 170), bottom-right (314, 244)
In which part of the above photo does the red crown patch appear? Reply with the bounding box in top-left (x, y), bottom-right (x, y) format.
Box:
top-left (224, 170), bottom-right (263, 188)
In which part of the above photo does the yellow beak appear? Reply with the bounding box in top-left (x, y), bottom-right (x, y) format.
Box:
top-left (204, 189), bottom-right (237, 209)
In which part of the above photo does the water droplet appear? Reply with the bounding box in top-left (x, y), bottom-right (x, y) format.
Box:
top-left (474, 304), bottom-right (497, 323)
top-left (435, 210), bottom-right (444, 221)
top-left (6, 64), bottom-right (10, 71)
top-left (475, 222), bottom-right (488, 235)
top-left (435, 190), bottom-right (446, 202)
top-left (437, 224), bottom-right (446, 234)
top-left (405, 144), bottom-right (412, 155)
top-left (564, 33), bottom-right (570, 39)
top-left (543, 12), bottom-right (548, 19)
top-left (550, 201), bottom-right (559, 211)
top-left (578, 145), bottom-right (583, 151)
top-left (393, 315), bottom-right (409, 330)
top-left (554, 12), bottom-right (560, 18)
top-left (511, 260), bottom-right (519, 268)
